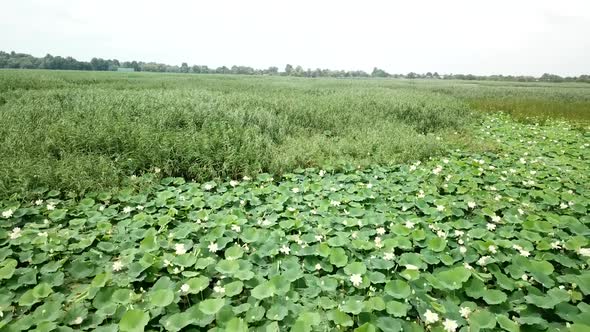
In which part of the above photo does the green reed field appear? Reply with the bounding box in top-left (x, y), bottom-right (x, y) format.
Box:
top-left (2, 70), bottom-right (471, 199)
top-left (2, 70), bottom-right (588, 199)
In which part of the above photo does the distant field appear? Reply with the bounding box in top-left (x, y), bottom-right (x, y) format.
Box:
top-left (0, 70), bottom-right (588, 198)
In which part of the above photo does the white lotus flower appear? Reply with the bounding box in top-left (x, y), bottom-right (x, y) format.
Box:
top-left (459, 246), bottom-right (467, 254)
top-left (136, 205), bottom-right (144, 210)
top-left (34, 199), bottom-right (44, 206)
top-left (486, 223), bottom-right (496, 231)
top-left (319, 170), bottom-right (326, 177)
top-left (213, 285), bottom-right (225, 293)
top-left (366, 183), bottom-right (373, 189)
top-left (46, 203), bottom-right (56, 211)
top-left (560, 202), bottom-right (568, 209)
top-left (315, 235), bottom-right (323, 242)
top-left (37, 232), bottom-right (48, 237)
top-left (579, 248), bottom-right (590, 257)
top-left (315, 263), bottom-right (322, 270)
top-left (458, 239), bottom-right (464, 244)
top-left (163, 259), bottom-right (172, 267)
top-left (467, 201), bottom-right (476, 209)
top-left (99, 205), bottom-right (105, 211)
top-left (291, 187), bottom-right (300, 193)
top-left (123, 206), bottom-right (133, 214)
top-left (330, 200), bottom-right (341, 207)
top-left (521, 274), bottom-right (528, 281)
top-left (112, 260), bottom-right (124, 272)
top-left (180, 284), bottom-right (190, 293)
top-left (72, 316), bottom-right (83, 325)
top-left (463, 262), bottom-right (473, 270)
top-left (491, 215), bottom-right (501, 222)
top-left (229, 180), bottom-right (239, 187)
top-left (242, 176), bottom-right (251, 181)
top-left (518, 208), bottom-right (524, 215)
top-left (551, 241), bottom-right (561, 249)
top-left (405, 221), bottom-right (415, 229)
top-left (204, 183), bottom-right (214, 190)
top-left (154, 167), bottom-right (161, 174)
top-left (432, 166), bottom-right (443, 175)
top-left (376, 227), bottom-right (386, 235)
top-left (520, 250), bottom-right (530, 257)
top-left (443, 319), bottom-right (458, 332)
top-left (384, 252), bottom-right (395, 261)
top-left (405, 264), bottom-right (419, 270)
top-left (175, 243), bottom-right (187, 255)
top-left (208, 242), bottom-right (218, 253)
top-left (280, 245), bottom-right (291, 255)
top-left (417, 191), bottom-right (425, 198)
top-left (424, 309), bottom-right (439, 324)
top-left (410, 165), bottom-right (417, 171)
top-left (9, 227), bottom-right (22, 240)
top-left (437, 230), bottom-right (447, 238)
top-left (477, 256), bottom-right (490, 266)
top-left (350, 274), bottom-right (363, 287)
top-left (231, 225), bottom-right (241, 232)
top-left (443, 159), bottom-right (449, 164)
top-left (459, 307), bottom-right (471, 318)
top-left (488, 245), bottom-right (497, 254)
top-left (351, 232), bottom-right (358, 239)
top-left (374, 238), bottom-right (384, 248)
top-left (436, 205), bottom-right (445, 212)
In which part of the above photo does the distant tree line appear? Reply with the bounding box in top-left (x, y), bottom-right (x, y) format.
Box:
top-left (1, 51), bottom-right (588, 83)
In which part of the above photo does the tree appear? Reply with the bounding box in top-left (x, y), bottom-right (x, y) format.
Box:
top-left (294, 65), bottom-right (304, 77)
top-left (90, 58), bottom-right (109, 71)
top-left (180, 62), bottom-right (189, 73)
top-left (371, 67), bottom-right (389, 78)
top-left (284, 64), bottom-right (293, 75)
top-left (266, 66), bottom-right (279, 75)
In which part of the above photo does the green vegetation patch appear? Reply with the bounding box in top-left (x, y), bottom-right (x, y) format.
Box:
top-left (0, 115), bottom-right (588, 331)
top-left (0, 71), bottom-right (479, 199)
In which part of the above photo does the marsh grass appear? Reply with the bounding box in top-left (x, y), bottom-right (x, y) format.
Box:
top-left (0, 71), bottom-right (479, 198)
top-left (1, 70), bottom-right (587, 198)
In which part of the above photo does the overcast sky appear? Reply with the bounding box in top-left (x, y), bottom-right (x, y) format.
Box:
top-left (1, 0), bottom-right (589, 76)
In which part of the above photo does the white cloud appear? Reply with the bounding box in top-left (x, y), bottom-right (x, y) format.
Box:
top-left (1, 0), bottom-right (588, 75)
